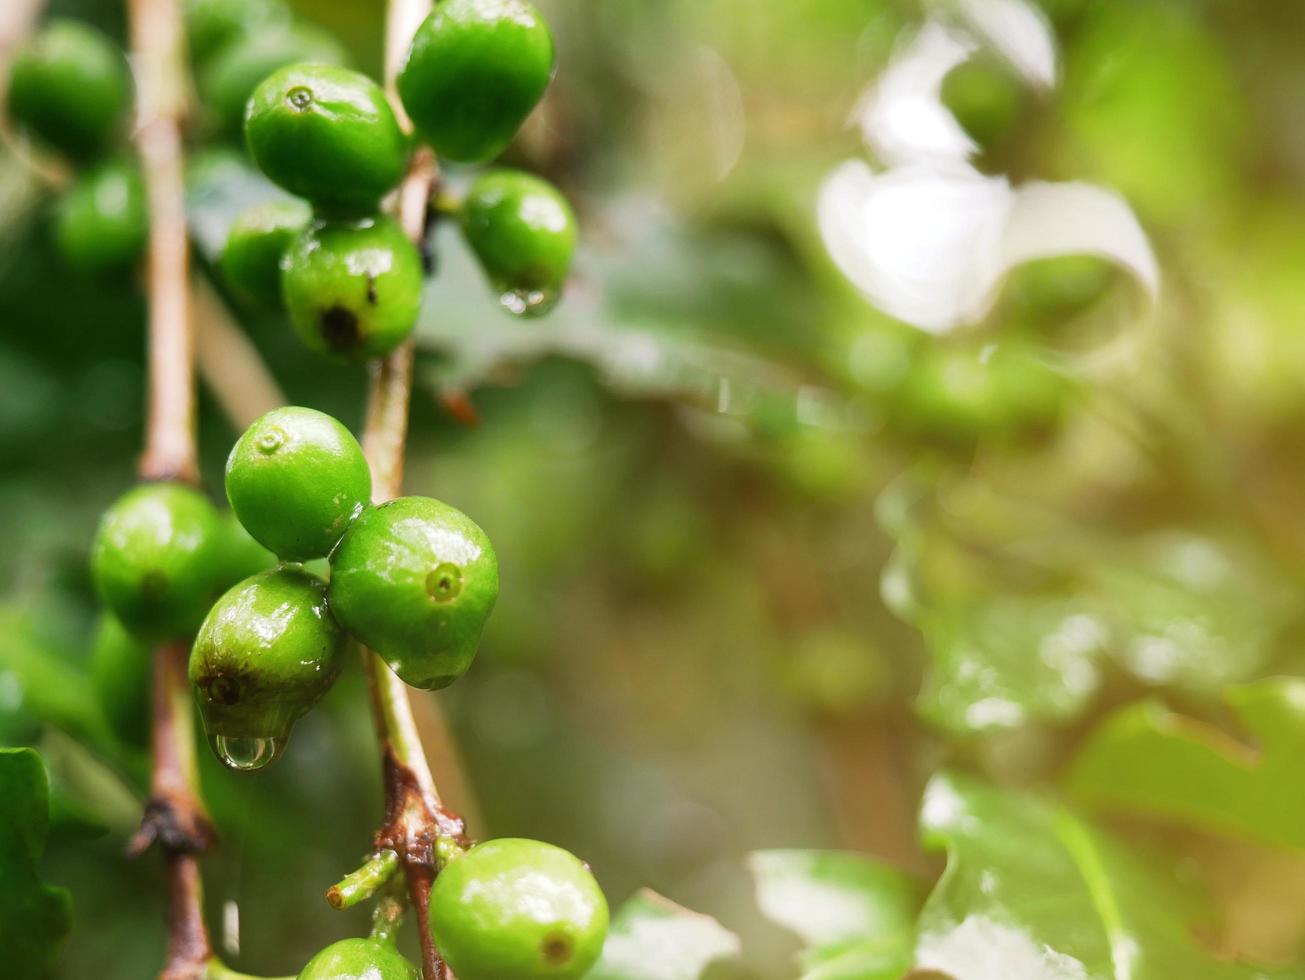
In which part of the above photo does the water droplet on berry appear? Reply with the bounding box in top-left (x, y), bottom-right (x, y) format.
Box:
top-left (209, 734), bottom-right (286, 772)
top-left (498, 287), bottom-right (558, 318)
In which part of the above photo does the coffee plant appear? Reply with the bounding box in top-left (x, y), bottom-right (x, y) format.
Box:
top-left (6, 1), bottom-right (1305, 979)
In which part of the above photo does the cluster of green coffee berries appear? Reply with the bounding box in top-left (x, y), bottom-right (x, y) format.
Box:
top-left (220, 0), bottom-right (578, 360)
top-left (90, 408), bottom-right (609, 976)
top-left (84, 406), bottom-right (495, 771)
top-left (300, 839), bottom-right (608, 980)
top-left (7, 20), bottom-right (147, 276)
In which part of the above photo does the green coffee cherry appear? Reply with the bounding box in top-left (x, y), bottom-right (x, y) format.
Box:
top-left (245, 63), bottom-right (409, 214)
top-left (7, 19), bottom-right (131, 161)
top-left (1005, 255), bottom-right (1119, 324)
top-left (281, 217), bottom-right (424, 360)
top-left (398, 0), bottom-right (555, 163)
top-left (184, 0), bottom-right (290, 67)
top-left (225, 406), bottom-right (371, 561)
top-left (430, 839), bottom-right (608, 980)
top-left (328, 497), bottom-right (497, 690)
top-left (89, 614), bottom-right (152, 748)
top-left (462, 169), bottom-right (576, 317)
top-left (54, 161), bottom-right (148, 276)
top-left (220, 198), bottom-right (312, 306)
top-left (190, 567), bottom-right (347, 771)
top-left (298, 938), bottom-right (418, 980)
top-left (890, 339), bottom-right (1069, 449)
top-left (91, 483), bottom-right (225, 642)
top-left (198, 25), bottom-right (346, 133)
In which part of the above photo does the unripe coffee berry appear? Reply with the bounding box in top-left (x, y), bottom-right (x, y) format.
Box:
top-left (91, 483), bottom-right (225, 642)
top-left (7, 19), bottom-right (131, 161)
top-left (281, 217), bottom-right (424, 360)
top-left (430, 839), bottom-right (609, 980)
top-left (462, 170), bottom-right (576, 317)
top-left (246, 63), bottom-right (408, 214)
top-left (89, 614), bottom-right (152, 748)
top-left (190, 567), bottom-right (347, 771)
top-left (225, 406), bottom-right (371, 561)
top-left (328, 496), bottom-right (498, 690)
top-left (298, 937), bottom-right (419, 980)
top-left (184, 0), bottom-right (290, 67)
top-left (398, 0), bottom-right (555, 163)
top-left (54, 161), bottom-right (148, 276)
top-left (199, 26), bottom-right (346, 133)
top-left (220, 198), bottom-right (312, 307)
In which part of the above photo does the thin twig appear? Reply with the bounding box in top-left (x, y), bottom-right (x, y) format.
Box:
top-left (193, 276), bottom-right (287, 430)
top-left (132, 0), bottom-right (197, 484)
top-left (127, 0), bottom-right (214, 977)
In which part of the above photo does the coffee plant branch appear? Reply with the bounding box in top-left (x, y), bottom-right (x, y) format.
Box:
top-left (125, 0), bottom-right (217, 976)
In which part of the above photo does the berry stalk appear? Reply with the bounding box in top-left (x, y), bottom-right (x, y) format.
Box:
top-left (126, 0), bottom-right (214, 976)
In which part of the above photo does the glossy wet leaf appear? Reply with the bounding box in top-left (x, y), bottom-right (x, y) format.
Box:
top-left (1067, 678), bottom-right (1305, 850)
top-left (891, 519), bottom-right (1298, 737)
top-left (0, 748), bottom-right (72, 977)
top-left (915, 595), bottom-right (1109, 736)
top-left (1087, 533), bottom-right (1297, 692)
top-left (799, 938), bottom-right (912, 980)
top-left (749, 850), bottom-right (920, 973)
top-left (586, 889), bottom-right (741, 980)
top-left (914, 771), bottom-right (1288, 979)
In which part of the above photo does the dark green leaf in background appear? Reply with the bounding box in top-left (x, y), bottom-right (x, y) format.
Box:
top-left (0, 747), bottom-right (73, 977)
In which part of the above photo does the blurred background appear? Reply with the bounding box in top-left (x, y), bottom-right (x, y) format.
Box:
top-left (6, 0), bottom-right (1305, 976)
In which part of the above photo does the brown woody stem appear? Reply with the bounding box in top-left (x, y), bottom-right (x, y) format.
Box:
top-left (127, 0), bottom-right (214, 978)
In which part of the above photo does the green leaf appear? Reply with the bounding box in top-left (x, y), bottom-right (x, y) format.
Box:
top-left (1088, 533), bottom-right (1297, 692)
top-left (915, 771), bottom-right (1284, 979)
top-left (585, 889), bottom-right (740, 980)
top-left (1067, 678), bottom-right (1305, 850)
top-left (0, 611), bottom-right (117, 752)
top-left (749, 849), bottom-right (919, 971)
top-left (893, 521), bottom-right (1297, 738)
top-left (915, 595), bottom-right (1110, 736)
top-left (0, 747), bottom-right (72, 976)
top-left (798, 937), bottom-right (913, 980)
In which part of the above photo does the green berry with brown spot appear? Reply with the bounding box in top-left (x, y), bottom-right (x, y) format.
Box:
top-left (189, 567), bottom-right (347, 769)
top-left (430, 839), bottom-right (608, 980)
top-left (281, 216), bottom-right (424, 361)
